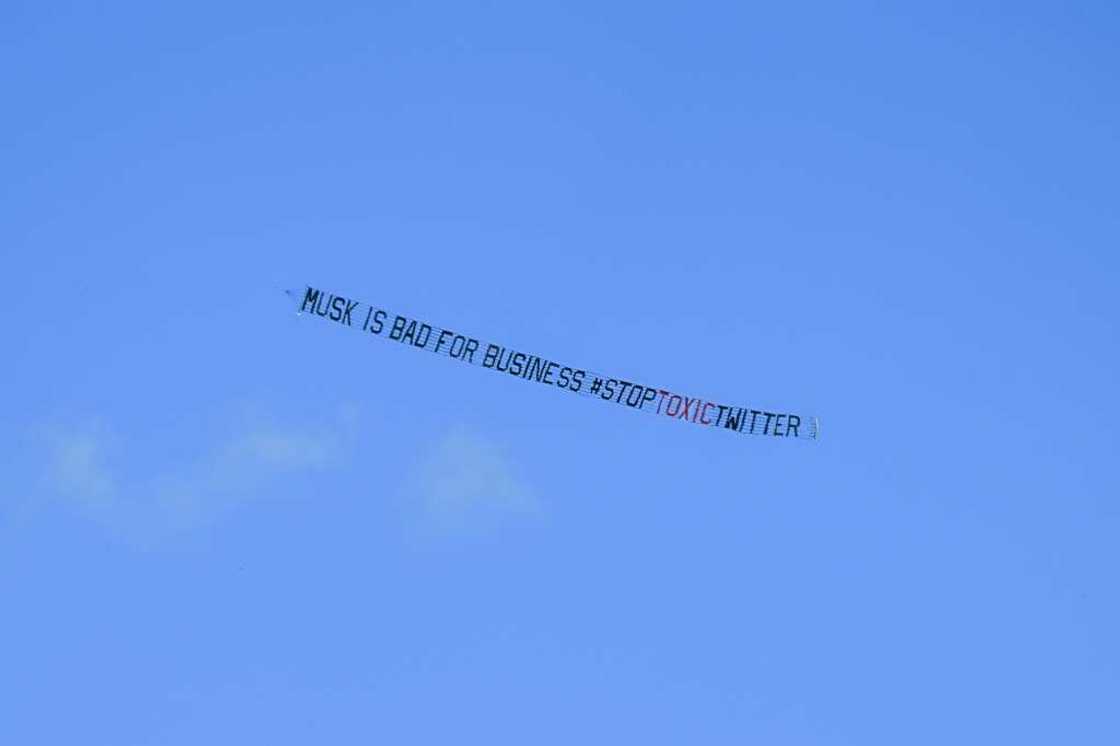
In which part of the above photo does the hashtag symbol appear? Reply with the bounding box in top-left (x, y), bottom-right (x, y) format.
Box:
top-left (590, 377), bottom-right (603, 395)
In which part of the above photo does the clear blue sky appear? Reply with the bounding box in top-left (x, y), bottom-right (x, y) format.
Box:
top-left (3, 2), bottom-right (1118, 743)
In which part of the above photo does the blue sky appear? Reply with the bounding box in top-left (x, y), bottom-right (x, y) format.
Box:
top-left (3, 2), bottom-right (1118, 743)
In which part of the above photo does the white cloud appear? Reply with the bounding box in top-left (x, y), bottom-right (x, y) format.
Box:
top-left (223, 428), bottom-right (334, 472)
top-left (44, 424), bottom-right (117, 509)
top-left (411, 425), bottom-right (538, 532)
top-left (39, 415), bottom-right (537, 544)
top-left (39, 412), bottom-right (350, 543)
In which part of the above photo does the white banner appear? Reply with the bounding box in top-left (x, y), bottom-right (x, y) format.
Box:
top-left (290, 286), bottom-right (819, 441)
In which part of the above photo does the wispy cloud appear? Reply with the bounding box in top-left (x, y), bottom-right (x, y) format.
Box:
top-left (44, 424), bottom-right (117, 508)
top-left (39, 410), bottom-right (353, 544)
top-left (409, 425), bottom-right (538, 533)
top-left (37, 414), bottom-right (537, 545)
top-left (225, 429), bottom-right (333, 471)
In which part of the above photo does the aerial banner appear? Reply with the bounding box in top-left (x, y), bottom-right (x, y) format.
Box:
top-left (288, 285), bottom-right (819, 441)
